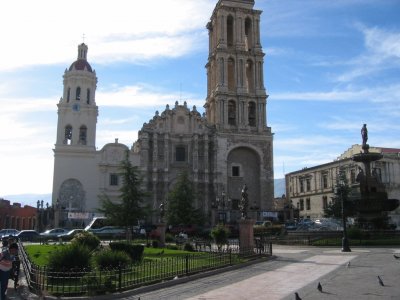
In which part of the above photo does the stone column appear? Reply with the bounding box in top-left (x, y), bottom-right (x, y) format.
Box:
top-left (239, 219), bottom-right (255, 254)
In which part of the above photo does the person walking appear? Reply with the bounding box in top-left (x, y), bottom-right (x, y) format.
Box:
top-left (0, 243), bottom-right (18, 299)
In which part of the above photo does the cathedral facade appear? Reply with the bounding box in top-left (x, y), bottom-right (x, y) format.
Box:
top-left (52, 0), bottom-right (274, 227)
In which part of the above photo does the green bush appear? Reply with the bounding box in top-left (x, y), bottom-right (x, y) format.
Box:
top-left (347, 227), bottom-right (364, 239)
top-left (183, 242), bottom-right (194, 252)
top-left (210, 224), bottom-right (229, 251)
top-left (71, 231), bottom-right (100, 251)
top-left (47, 243), bottom-right (92, 272)
top-left (109, 242), bottom-right (144, 262)
top-left (165, 233), bottom-right (174, 242)
top-left (92, 249), bottom-right (131, 270)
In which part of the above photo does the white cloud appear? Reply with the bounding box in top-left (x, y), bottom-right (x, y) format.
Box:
top-left (0, 0), bottom-right (213, 71)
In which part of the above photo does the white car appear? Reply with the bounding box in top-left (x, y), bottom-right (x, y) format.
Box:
top-left (40, 228), bottom-right (68, 239)
top-left (89, 226), bottom-right (125, 237)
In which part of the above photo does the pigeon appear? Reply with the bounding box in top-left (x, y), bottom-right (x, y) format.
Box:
top-left (173, 275), bottom-right (179, 280)
top-left (295, 292), bottom-right (302, 300)
top-left (346, 261), bottom-right (351, 268)
top-left (317, 282), bottom-right (323, 292)
top-left (394, 254), bottom-right (400, 259)
top-left (377, 276), bottom-right (384, 286)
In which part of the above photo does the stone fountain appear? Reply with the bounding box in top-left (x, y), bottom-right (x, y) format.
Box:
top-left (352, 124), bottom-right (399, 229)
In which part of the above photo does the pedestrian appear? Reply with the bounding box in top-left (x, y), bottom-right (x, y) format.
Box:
top-left (0, 242), bottom-right (18, 299)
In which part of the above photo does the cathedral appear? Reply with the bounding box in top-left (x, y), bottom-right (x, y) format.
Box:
top-left (52, 0), bottom-right (274, 227)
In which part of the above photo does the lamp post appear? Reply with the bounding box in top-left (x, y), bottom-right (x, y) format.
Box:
top-left (338, 170), bottom-right (351, 252)
top-left (215, 189), bottom-right (230, 224)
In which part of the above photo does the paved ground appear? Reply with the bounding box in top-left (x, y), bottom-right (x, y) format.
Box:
top-left (5, 245), bottom-right (400, 299)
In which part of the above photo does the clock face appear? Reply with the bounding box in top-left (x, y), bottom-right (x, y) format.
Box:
top-left (72, 103), bottom-right (80, 111)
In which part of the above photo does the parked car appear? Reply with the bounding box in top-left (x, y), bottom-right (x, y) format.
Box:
top-left (57, 229), bottom-right (84, 240)
top-left (284, 222), bottom-right (297, 231)
top-left (0, 229), bottom-right (20, 239)
top-left (16, 230), bottom-right (40, 242)
top-left (40, 228), bottom-right (68, 239)
top-left (89, 226), bottom-right (125, 237)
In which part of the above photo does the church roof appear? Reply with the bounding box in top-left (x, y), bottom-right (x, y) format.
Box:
top-left (68, 59), bottom-right (93, 72)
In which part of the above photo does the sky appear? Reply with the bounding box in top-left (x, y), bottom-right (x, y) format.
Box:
top-left (1, 0), bottom-right (399, 207)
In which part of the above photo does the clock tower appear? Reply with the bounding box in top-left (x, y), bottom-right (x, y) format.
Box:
top-left (55, 43), bottom-right (98, 149)
top-left (52, 43), bottom-right (99, 219)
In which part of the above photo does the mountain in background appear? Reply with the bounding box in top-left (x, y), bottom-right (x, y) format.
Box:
top-left (3, 178), bottom-right (286, 208)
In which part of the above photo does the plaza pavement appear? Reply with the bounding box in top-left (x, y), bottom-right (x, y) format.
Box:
top-left (5, 245), bottom-right (400, 299)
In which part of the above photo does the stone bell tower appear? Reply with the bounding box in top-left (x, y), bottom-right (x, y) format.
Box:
top-left (205, 0), bottom-right (274, 216)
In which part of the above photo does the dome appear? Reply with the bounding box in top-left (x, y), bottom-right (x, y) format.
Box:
top-left (68, 59), bottom-right (93, 72)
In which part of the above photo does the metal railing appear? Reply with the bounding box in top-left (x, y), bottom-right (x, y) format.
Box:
top-left (20, 239), bottom-right (272, 297)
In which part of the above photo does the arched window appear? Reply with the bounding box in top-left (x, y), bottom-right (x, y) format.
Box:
top-left (227, 15), bottom-right (234, 47)
top-left (228, 58), bottom-right (235, 91)
top-left (219, 57), bottom-right (225, 85)
top-left (248, 102), bottom-right (256, 127)
top-left (245, 18), bottom-right (253, 51)
top-left (64, 125), bottom-right (73, 145)
top-left (86, 89), bottom-right (90, 104)
top-left (79, 125), bottom-right (87, 145)
top-left (76, 87), bottom-right (81, 100)
top-left (228, 100), bottom-right (236, 125)
top-left (67, 88), bottom-right (70, 103)
top-left (246, 59), bottom-right (254, 93)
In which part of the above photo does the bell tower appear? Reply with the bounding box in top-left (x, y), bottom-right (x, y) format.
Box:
top-left (55, 43), bottom-right (98, 150)
top-left (205, 0), bottom-right (268, 132)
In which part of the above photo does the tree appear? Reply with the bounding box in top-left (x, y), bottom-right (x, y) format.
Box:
top-left (98, 151), bottom-right (150, 238)
top-left (166, 171), bottom-right (204, 226)
top-left (324, 168), bottom-right (355, 218)
top-left (210, 224), bottom-right (230, 251)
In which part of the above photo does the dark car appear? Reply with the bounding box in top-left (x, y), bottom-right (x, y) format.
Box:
top-left (16, 230), bottom-right (40, 242)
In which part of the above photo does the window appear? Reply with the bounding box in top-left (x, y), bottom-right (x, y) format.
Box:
top-left (350, 169), bottom-right (356, 184)
top-left (227, 15), bottom-right (234, 47)
top-left (76, 87), bottom-right (81, 100)
top-left (322, 196), bottom-right (328, 209)
top-left (246, 60), bottom-right (254, 93)
top-left (232, 166), bottom-right (240, 177)
top-left (299, 199), bottom-right (304, 211)
top-left (110, 174), bottom-right (119, 186)
top-left (306, 198), bottom-right (311, 210)
top-left (245, 18), bottom-right (253, 51)
top-left (323, 174), bottom-right (328, 189)
top-left (86, 89), bottom-right (90, 104)
top-left (64, 125), bottom-right (72, 145)
top-left (176, 146), bottom-right (185, 162)
top-left (300, 179), bottom-right (304, 193)
top-left (228, 100), bottom-right (236, 125)
top-left (227, 58), bottom-right (235, 91)
top-left (67, 88), bottom-right (70, 102)
top-left (79, 126), bottom-right (87, 145)
top-left (306, 179), bottom-right (311, 191)
top-left (248, 102), bottom-right (256, 126)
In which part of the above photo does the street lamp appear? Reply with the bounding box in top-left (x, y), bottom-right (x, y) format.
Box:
top-left (215, 189), bottom-right (230, 224)
top-left (338, 170), bottom-right (351, 252)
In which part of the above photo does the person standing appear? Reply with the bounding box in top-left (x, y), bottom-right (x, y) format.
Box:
top-left (0, 243), bottom-right (18, 299)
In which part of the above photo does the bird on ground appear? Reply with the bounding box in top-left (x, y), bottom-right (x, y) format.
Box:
top-left (377, 276), bottom-right (384, 286)
top-left (393, 254), bottom-right (400, 259)
top-left (173, 275), bottom-right (179, 280)
top-left (317, 282), bottom-right (323, 292)
top-left (346, 261), bottom-right (351, 268)
top-left (295, 292), bottom-right (302, 300)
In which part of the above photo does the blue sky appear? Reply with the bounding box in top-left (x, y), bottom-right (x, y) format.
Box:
top-left (1, 0), bottom-right (399, 207)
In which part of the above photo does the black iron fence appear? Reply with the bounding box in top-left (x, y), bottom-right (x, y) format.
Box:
top-left (20, 239), bottom-right (272, 297)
